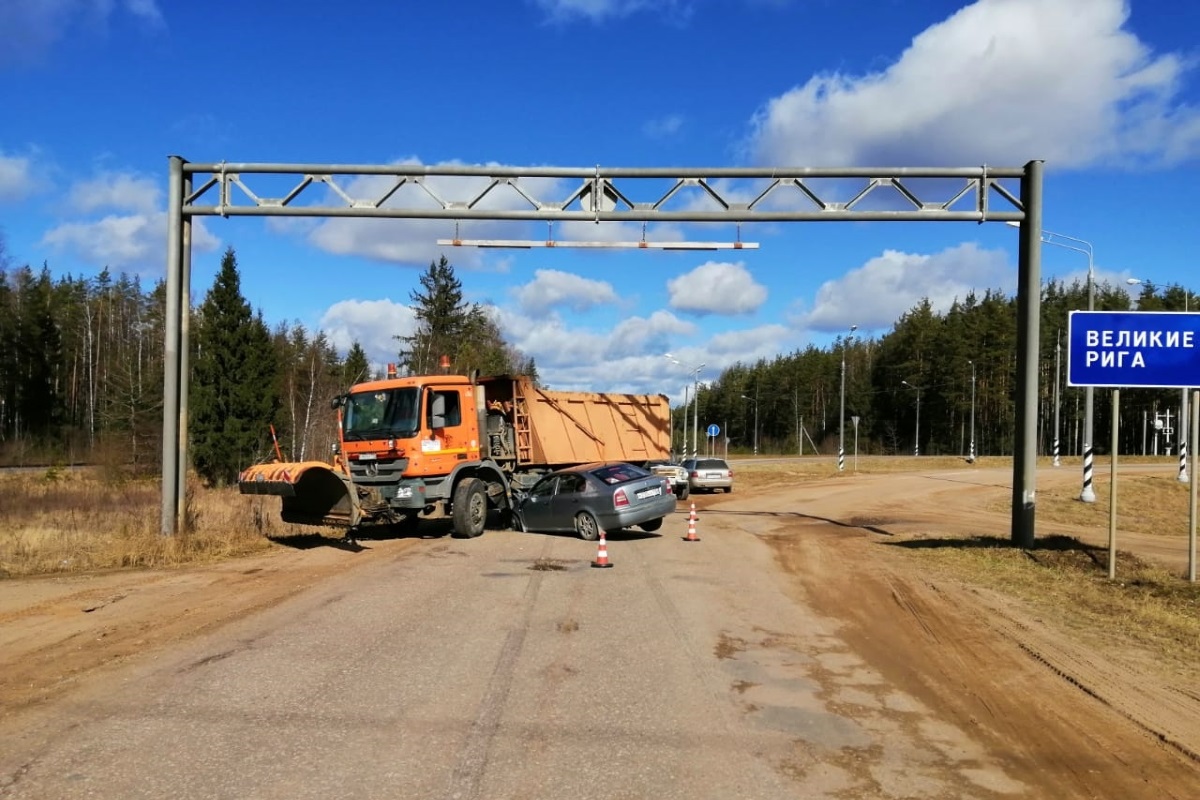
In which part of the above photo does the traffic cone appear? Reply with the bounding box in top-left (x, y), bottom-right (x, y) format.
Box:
top-left (591, 530), bottom-right (613, 568)
top-left (683, 511), bottom-right (700, 542)
top-left (689, 502), bottom-right (697, 522)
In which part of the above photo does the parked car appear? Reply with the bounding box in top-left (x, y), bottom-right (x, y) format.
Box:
top-left (645, 459), bottom-right (690, 500)
top-left (513, 461), bottom-right (677, 540)
top-left (681, 457), bottom-right (733, 493)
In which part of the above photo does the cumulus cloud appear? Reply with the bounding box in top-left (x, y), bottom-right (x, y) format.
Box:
top-left (0, 152), bottom-right (38, 202)
top-left (41, 211), bottom-right (220, 271)
top-left (67, 171), bottom-right (161, 215)
top-left (668, 261), bottom-right (768, 315)
top-left (0, 0), bottom-right (165, 66)
top-left (746, 0), bottom-right (1200, 168)
top-left (319, 298), bottom-right (417, 369)
top-left (513, 269), bottom-right (620, 313)
top-left (802, 243), bottom-right (1012, 332)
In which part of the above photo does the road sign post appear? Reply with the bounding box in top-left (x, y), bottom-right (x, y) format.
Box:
top-left (1069, 311), bottom-right (1200, 581)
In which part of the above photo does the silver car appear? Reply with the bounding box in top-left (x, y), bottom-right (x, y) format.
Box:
top-left (646, 459), bottom-right (690, 500)
top-left (513, 461), bottom-right (677, 540)
top-left (681, 457), bottom-right (733, 493)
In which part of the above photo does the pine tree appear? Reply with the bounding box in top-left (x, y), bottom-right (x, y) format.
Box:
top-left (397, 256), bottom-right (469, 375)
top-left (190, 247), bottom-right (279, 485)
top-left (343, 341), bottom-right (370, 386)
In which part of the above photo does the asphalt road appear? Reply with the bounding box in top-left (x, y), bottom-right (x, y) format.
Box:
top-left (2, 516), bottom-right (823, 799)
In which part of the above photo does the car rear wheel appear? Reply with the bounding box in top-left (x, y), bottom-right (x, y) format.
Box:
top-left (676, 483), bottom-right (690, 500)
top-left (451, 477), bottom-right (487, 538)
top-left (639, 517), bottom-right (663, 532)
top-left (575, 511), bottom-right (601, 541)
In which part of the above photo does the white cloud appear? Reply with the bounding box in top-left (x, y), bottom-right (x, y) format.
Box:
top-left (605, 310), bottom-right (697, 358)
top-left (643, 114), bottom-right (684, 139)
top-left (0, 0), bottom-right (165, 66)
top-left (747, 0), bottom-right (1200, 168)
top-left (802, 243), bottom-right (1012, 332)
top-left (532, 0), bottom-right (668, 22)
top-left (668, 261), bottom-right (768, 315)
top-left (513, 269), bottom-right (619, 313)
top-left (319, 298), bottom-right (417, 369)
top-left (0, 152), bottom-right (38, 202)
top-left (67, 171), bottom-right (161, 215)
top-left (41, 211), bottom-right (220, 271)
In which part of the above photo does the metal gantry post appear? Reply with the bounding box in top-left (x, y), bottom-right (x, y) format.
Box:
top-left (1012, 160), bottom-right (1044, 548)
top-left (161, 156), bottom-right (185, 536)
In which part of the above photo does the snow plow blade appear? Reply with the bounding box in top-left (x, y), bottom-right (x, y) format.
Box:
top-left (238, 462), bottom-right (362, 528)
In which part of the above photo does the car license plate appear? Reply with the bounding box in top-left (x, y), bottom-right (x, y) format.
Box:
top-left (636, 486), bottom-right (662, 499)
top-left (707, 472), bottom-right (721, 478)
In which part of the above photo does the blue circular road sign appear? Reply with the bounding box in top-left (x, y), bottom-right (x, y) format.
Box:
top-left (707, 424), bottom-right (720, 437)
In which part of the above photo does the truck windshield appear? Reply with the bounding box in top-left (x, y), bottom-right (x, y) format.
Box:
top-left (343, 387), bottom-right (420, 441)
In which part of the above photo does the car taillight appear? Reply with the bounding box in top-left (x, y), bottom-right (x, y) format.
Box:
top-left (728, 469), bottom-right (734, 477)
top-left (690, 471), bottom-right (699, 478)
top-left (662, 478), bottom-right (671, 491)
top-left (614, 488), bottom-right (629, 508)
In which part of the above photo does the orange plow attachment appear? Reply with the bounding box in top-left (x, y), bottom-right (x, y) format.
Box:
top-left (238, 461), bottom-right (363, 528)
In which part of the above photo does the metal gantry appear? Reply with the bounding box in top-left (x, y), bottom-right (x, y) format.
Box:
top-left (161, 158), bottom-right (1044, 547)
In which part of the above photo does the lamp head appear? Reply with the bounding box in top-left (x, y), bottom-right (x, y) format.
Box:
top-left (1126, 278), bottom-right (1142, 286)
top-left (850, 324), bottom-right (858, 333)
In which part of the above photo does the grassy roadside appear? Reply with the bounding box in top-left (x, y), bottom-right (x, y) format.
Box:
top-left (0, 469), bottom-right (310, 578)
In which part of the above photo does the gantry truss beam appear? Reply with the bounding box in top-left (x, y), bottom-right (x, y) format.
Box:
top-left (162, 157), bottom-right (1044, 553)
top-left (179, 162), bottom-right (1027, 223)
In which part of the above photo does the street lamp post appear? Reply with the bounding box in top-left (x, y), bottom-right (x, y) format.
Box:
top-left (902, 380), bottom-right (921, 456)
top-left (1007, 222), bottom-right (1095, 501)
top-left (1128, 277), bottom-right (1190, 483)
top-left (839, 324), bottom-right (858, 472)
top-left (968, 360), bottom-right (976, 463)
top-left (740, 392), bottom-right (759, 456)
top-left (665, 354), bottom-right (704, 460)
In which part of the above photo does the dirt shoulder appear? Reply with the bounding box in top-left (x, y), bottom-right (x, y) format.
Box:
top-left (725, 465), bottom-right (1200, 797)
top-left (0, 536), bottom-right (420, 719)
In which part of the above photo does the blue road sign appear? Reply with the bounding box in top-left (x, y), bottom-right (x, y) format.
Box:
top-left (1068, 311), bottom-right (1200, 388)
top-left (706, 424), bottom-right (720, 437)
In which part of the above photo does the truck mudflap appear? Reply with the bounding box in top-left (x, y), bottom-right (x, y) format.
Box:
top-left (238, 462), bottom-right (363, 528)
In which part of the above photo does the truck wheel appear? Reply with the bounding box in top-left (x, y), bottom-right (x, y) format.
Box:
top-left (575, 511), bottom-right (601, 541)
top-left (676, 484), bottom-right (690, 501)
top-left (640, 517), bottom-right (663, 533)
top-left (451, 478), bottom-right (487, 538)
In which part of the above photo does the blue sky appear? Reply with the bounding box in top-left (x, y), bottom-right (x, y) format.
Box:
top-left (2, 0), bottom-right (1199, 401)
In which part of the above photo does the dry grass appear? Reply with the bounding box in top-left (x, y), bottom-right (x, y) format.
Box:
top-left (0, 468), bottom-right (315, 578)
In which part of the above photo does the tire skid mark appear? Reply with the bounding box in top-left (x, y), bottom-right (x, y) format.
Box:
top-left (982, 598), bottom-right (1200, 765)
top-left (442, 535), bottom-right (554, 800)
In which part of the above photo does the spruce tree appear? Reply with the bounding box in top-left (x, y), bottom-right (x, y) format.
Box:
top-left (343, 341), bottom-right (370, 386)
top-left (191, 247), bottom-right (279, 485)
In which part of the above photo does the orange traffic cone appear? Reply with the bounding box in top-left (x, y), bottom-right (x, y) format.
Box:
top-left (683, 511), bottom-right (700, 542)
top-left (689, 502), bottom-right (697, 522)
top-left (591, 530), bottom-right (614, 568)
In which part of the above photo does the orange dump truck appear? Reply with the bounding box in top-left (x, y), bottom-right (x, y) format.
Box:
top-left (238, 370), bottom-right (670, 539)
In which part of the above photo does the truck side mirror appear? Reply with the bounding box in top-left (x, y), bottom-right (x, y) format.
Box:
top-left (330, 395), bottom-right (345, 410)
top-left (430, 393), bottom-right (446, 428)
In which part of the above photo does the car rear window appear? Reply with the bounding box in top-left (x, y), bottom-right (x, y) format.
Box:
top-left (696, 459), bottom-right (728, 470)
top-left (590, 463), bottom-right (650, 485)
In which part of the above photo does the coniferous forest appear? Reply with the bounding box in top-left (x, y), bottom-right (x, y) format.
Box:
top-left (1, 233), bottom-right (1194, 482)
